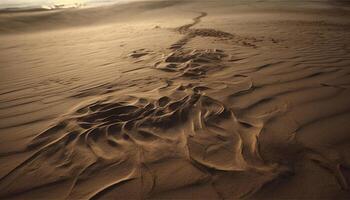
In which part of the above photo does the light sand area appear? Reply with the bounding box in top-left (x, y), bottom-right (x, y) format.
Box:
top-left (0, 0), bottom-right (350, 199)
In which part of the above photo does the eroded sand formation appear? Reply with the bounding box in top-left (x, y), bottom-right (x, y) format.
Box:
top-left (0, 0), bottom-right (350, 199)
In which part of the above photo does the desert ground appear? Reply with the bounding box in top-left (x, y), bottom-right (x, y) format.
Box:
top-left (0, 0), bottom-right (350, 199)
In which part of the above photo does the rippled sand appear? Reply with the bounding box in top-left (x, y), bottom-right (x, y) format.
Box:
top-left (0, 0), bottom-right (350, 199)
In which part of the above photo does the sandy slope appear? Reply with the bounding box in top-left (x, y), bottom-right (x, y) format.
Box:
top-left (0, 0), bottom-right (350, 199)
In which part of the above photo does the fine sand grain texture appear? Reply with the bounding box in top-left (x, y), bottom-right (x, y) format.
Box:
top-left (1, 0), bottom-right (350, 199)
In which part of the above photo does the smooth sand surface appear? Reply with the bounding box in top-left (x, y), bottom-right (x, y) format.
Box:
top-left (1, 0), bottom-right (350, 199)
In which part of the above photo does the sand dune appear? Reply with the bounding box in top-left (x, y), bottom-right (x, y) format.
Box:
top-left (0, 0), bottom-right (350, 199)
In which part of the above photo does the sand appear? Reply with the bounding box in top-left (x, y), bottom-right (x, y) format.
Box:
top-left (0, 0), bottom-right (350, 199)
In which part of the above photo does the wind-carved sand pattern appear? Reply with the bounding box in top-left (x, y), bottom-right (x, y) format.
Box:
top-left (0, 13), bottom-right (291, 199)
top-left (155, 49), bottom-right (230, 77)
top-left (153, 12), bottom-right (232, 78)
top-left (0, 84), bottom-right (289, 199)
top-left (169, 12), bottom-right (257, 50)
top-left (153, 12), bottom-right (257, 78)
top-left (128, 49), bottom-right (155, 63)
top-left (2, 6), bottom-right (350, 199)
